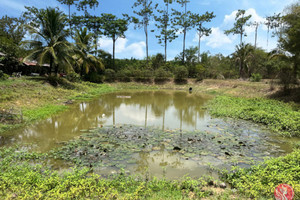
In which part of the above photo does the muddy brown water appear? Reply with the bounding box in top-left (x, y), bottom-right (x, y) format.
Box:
top-left (1, 90), bottom-right (297, 179)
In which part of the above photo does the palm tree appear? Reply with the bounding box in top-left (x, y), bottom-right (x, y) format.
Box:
top-left (233, 43), bottom-right (255, 78)
top-left (24, 7), bottom-right (74, 75)
top-left (73, 27), bottom-right (104, 75)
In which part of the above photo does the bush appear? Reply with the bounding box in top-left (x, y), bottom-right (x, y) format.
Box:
top-left (0, 70), bottom-right (9, 81)
top-left (133, 69), bottom-right (153, 83)
top-left (154, 68), bottom-right (172, 83)
top-left (86, 72), bottom-right (103, 83)
top-left (174, 65), bottom-right (188, 82)
top-left (116, 69), bottom-right (131, 82)
top-left (250, 73), bottom-right (262, 82)
top-left (195, 64), bottom-right (206, 81)
top-left (65, 72), bottom-right (80, 82)
top-left (47, 76), bottom-right (75, 89)
top-left (104, 69), bottom-right (116, 82)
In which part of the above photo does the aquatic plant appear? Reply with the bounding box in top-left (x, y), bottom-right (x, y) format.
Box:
top-left (0, 147), bottom-right (219, 199)
top-left (208, 96), bottom-right (300, 136)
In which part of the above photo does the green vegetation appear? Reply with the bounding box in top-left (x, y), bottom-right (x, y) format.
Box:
top-left (250, 73), bottom-right (262, 82)
top-left (208, 96), bottom-right (300, 136)
top-left (0, 70), bottom-right (9, 81)
top-left (0, 0), bottom-right (299, 198)
top-left (0, 147), bottom-right (233, 200)
top-left (223, 150), bottom-right (300, 199)
top-left (0, 77), bottom-right (115, 134)
top-left (174, 65), bottom-right (188, 82)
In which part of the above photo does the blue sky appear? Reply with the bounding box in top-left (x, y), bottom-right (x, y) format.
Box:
top-left (0, 0), bottom-right (298, 60)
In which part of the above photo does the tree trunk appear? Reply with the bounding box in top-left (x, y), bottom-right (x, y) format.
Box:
top-left (94, 35), bottom-right (98, 57)
top-left (113, 36), bottom-right (116, 70)
top-left (55, 64), bottom-right (59, 75)
top-left (68, 4), bottom-right (71, 32)
top-left (49, 57), bottom-right (53, 75)
top-left (145, 24), bottom-right (149, 64)
top-left (293, 55), bottom-right (299, 83)
top-left (165, 37), bottom-right (167, 62)
top-left (239, 60), bottom-right (243, 78)
top-left (182, 2), bottom-right (187, 64)
top-left (254, 23), bottom-right (258, 49)
top-left (198, 32), bottom-right (201, 63)
top-left (240, 32), bottom-right (243, 45)
top-left (164, 2), bottom-right (169, 62)
top-left (266, 27), bottom-right (269, 50)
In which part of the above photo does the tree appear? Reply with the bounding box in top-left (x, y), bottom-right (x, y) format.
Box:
top-left (154, 0), bottom-right (177, 62)
top-left (0, 15), bottom-right (26, 58)
top-left (232, 43), bottom-right (255, 78)
top-left (101, 13), bottom-right (128, 69)
top-left (132, 0), bottom-right (157, 64)
top-left (56, 0), bottom-right (99, 32)
top-left (175, 46), bottom-right (198, 65)
top-left (23, 7), bottom-right (74, 75)
top-left (73, 27), bottom-right (104, 75)
top-left (172, 0), bottom-right (193, 64)
top-left (278, 2), bottom-right (300, 81)
top-left (224, 9), bottom-right (251, 45)
top-left (192, 11), bottom-right (215, 63)
top-left (265, 13), bottom-right (281, 50)
top-left (0, 16), bottom-right (25, 46)
top-left (81, 14), bottom-right (103, 57)
top-left (249, 21), bottom-right (261, 49)
top-left (56, 0), bottom-right (78, 30)
top-left (76, 0), bottom-right (99, 11)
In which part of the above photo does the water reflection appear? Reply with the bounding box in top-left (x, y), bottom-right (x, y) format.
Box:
top-left (3, 91), bottom-right (212, 152)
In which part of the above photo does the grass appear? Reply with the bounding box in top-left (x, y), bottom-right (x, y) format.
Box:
top-left (208, 96), bottom-right (300, 136)
top-left (109, 79), bottom-right (280, 99)
top-left (0, 77), bottom-right (115, 134)
top-left (2, 146), bottom-right (299, 199)
top-left (223, 149), bottom-right (300, 199)
top-left (0, 147), bottom-right (249, 200)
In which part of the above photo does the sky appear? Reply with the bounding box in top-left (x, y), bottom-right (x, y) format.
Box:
top-left (0, 0), bottom-right (298, 60)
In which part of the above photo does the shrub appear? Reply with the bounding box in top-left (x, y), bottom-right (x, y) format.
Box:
top-left (47, 76), bottom-right (76, 89)
top-left (86, 72), bottom-right (103, 83)
top-left (104, 69), bottom-right (116, 82)
top-left (65, 72), bottom-right (80, 82)
top-left (195, 64), bottom-right (206, 81)
top-left (174, 65), bottom-right (188, 82)
top-left (116, 69), bottom-right (131, 82)
top-left (154, 68), bottom-right (172, 83)
top-left (132, 69), bottom-right (142, 82)
top-left (250, 73), bottom-right (262, 82)
top-left (133, 69), bottom-right (153, 83)
top-left (0, 70), bottom-right (9, 81)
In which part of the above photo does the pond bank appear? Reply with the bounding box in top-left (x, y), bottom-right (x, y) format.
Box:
top-left (0, 78), bottom-right (299, 199)
top-left (0, 77), bottom-right (115, 134)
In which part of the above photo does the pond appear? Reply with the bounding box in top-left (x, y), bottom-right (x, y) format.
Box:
top-left (0, 90), bottom-right (296, 179)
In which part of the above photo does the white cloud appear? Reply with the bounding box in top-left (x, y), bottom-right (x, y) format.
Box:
top-left (99, 37), bottom-right (145, 59)
top-left (223, 8), bottom-right (267, 32)
top-left (224, 10), bottom-right (238, 26)
top-left (126, 42), bottom-right (146, 58)
top-left (201, 27), bottom-right (233, 48)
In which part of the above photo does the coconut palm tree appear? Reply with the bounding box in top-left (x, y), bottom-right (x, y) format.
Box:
top-left (23, 7), bottom-right (74, 75)
top-left (73, 27), bottom-right (104, 75)
top-left (232, 43), bottom-right (255, 78)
